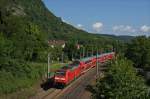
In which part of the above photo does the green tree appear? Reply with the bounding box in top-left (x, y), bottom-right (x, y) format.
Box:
top-left (125, 36), bottom-right (150, 70)
top-left (92, 58), bottom-right (150, 99)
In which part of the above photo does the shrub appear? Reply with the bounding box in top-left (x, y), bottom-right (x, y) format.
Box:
top-left (92, 58), bottom-right (150, 99)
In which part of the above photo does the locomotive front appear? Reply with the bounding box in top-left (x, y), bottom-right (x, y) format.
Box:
top-left (54, 70), bottom-right (67, 85)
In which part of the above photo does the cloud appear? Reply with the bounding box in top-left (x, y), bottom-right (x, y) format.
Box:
top-left (62, 19), bottom-right (71, 24)
top-left (77, 24), bottom-right (84, 29)
top-left (140, 25), bottom-right (150, 32)
top-left (62, 19), bottom-right (66, 22)
top-left (92, 22), bottom-right (103, 32)
top-left (112, 25), bottom-right (136, 33)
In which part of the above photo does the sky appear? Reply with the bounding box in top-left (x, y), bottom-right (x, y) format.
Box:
top-left (43, 0), bottom-right (150, 36)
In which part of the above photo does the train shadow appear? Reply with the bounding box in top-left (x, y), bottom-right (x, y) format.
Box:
top-left (40, 78), bottom-right (54, 91)
top-left (40, 78), bottom-right (65, 91)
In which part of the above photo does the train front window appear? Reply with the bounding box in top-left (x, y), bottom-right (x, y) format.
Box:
top-left (55, 71), bottom-right (66, 76)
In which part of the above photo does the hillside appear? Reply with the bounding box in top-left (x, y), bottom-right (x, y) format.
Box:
top-left (0, 0), bottom-right (131, 45)
top-left (0, 0), bottom-right (122, 41)
top-left (99, 34), bottom-right (134, 42)
top-left (0, 0), bottom-right (124, 95)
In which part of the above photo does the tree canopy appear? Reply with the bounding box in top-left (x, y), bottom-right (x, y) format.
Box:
top-left (0, 0), bottom-right (124, 94)
top-left (125, 36), bottom-right (150, 70)
top-left (92, 58), bottom-right (150, 99)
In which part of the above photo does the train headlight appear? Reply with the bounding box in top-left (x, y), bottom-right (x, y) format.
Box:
top-left (55, 77), bottom-right (65, 80)
top-left (55, 77), bottom-right (59, 80)
top-left (60, 78), bottom-right (65, 80)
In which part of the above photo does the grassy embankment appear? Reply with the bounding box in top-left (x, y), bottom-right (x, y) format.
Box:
top-left (0, 62), bottom-right (67, 99)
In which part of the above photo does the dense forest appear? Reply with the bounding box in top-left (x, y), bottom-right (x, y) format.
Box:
top-left (0, 0), bottom-right (124, 94)
top-left (0, 0), bottom-right (149, 99)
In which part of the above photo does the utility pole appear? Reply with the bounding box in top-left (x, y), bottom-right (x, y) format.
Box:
top-left (96, 49), bottom-right (99, 76)
top-left (80, 51), bottom-right (81, 59)
top-left (92, 46), bottom-right (93, 56)
top-left (72, 52), bottom-right (73, 61)
top-left (61, 52), bottom-right (64, 63)
top-left (47, 53), bottom-right (50, 79)
top-left (83, 47), bottom-right (85, 58)
top-left (86, 50), bottom-right (88, 57)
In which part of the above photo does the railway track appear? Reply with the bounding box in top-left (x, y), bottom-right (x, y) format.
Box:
top-left (31, 63), bottom-right (107, 99)
top-left (57, 67), bottom-right (97, 99)
top-left (40, 72), bottom-right (86, 99)
top-left (56, 63), bottom-right (107, 99)
top-left (42, 89), bottom-right (62, 99)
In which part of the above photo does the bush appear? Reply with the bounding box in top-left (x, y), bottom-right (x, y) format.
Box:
top-left (125, 36), bottom-right (150, 70)
top-left (0, 62), bottom-right (45, 94)
top-left (92, 58), bottom-right (150, 99)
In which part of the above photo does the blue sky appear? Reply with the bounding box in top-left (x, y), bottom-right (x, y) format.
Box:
top-left (43, 0), bottom-right (150, 36)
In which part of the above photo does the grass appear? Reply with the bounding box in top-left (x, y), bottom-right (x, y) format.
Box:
top-left (30, 62), bottom-right (67, 76)
top-left (0, 61), bottom-right (69, 99)
top-left (50, 63), bottom-right (65, 70)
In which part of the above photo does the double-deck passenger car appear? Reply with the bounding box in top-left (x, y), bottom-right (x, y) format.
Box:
top-left (54, 52), bottom-right (115, 86)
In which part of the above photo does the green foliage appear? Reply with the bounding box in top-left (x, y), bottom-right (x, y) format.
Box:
top-left (0, 0), bottom-right (125, 94)
top-left (92, 58), bottom-right (150, 99)
top-left (125, 36), bottom-right (150, 70)
top-left (0, 62), bottom-right (46, 94)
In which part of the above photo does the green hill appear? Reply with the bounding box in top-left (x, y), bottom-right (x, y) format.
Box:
top-left (0, 0), bottom-right (119, 63)
top-left (0, 0), bottom-right (125, 95)
top-left (99, 34), bottom-right (134, 42)
top-left (0, 0), bottom-right (131, 45)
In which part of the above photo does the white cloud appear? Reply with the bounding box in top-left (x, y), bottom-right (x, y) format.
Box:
top-left (92, 22), bottom-right (103, 32)
top-left (62, 19), bottom-right (66, 22)
top-left (140, 25), bottom-right (150, 32)
top-left (77, 24), bottom-right (84, 29)
top-left (62, 19), bottom-right (71, 24)
top-left (112, 25), bottom-right (136, 33)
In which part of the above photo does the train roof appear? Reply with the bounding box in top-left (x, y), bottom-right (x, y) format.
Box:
top-left (60, 60), bottom-right (80, 71)
top-left (59, 52), bottom-right (114, 71)
top-left (60, 65), bottom-right (78, 71)
top-left (80, 52), bottom-right (114, 62)
top-left (80, 56), bottom-right (95, 62)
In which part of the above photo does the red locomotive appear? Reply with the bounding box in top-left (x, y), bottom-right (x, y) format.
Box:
top-left (54, 52), bottom-right (115, 86)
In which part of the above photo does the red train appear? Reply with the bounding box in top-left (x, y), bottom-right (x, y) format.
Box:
top-left (54, 52), bottom-right (115, 86)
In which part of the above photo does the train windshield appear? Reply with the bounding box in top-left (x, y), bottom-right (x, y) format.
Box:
top-left (55, 71), bottom-right (66, 76)
top-left (70, 60), bottom-right (80, 66)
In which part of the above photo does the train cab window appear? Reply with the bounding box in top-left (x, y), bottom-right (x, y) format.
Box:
top-left (55, 71), bottom-right (66, 76)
